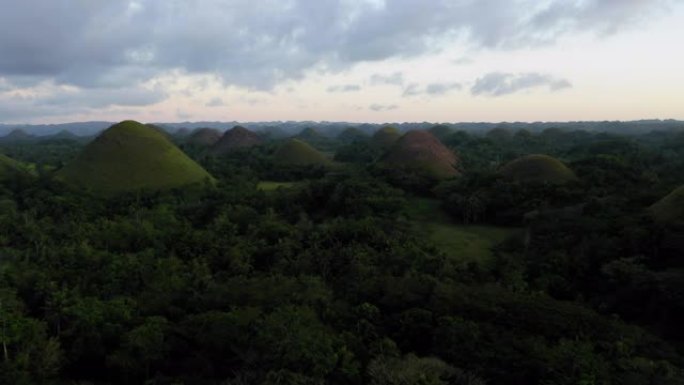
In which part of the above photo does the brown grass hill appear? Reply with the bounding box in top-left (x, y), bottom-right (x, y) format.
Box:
top-left (212, 126), bottom-right (263, 154)
top-left (56, 120), bottom-right (214, 195)
top-left (372, 126), bottom-right (401, 147)
top-left (498, 154), bottom-right (577, 184)
top-left (380, 130), bottom-right (460, 179)
top-left (649, 186), bottom-right (684, 223)
top-left (273, 139), bottom-right (331, 166)
top-left (186, 127), bottom-right (222, 146)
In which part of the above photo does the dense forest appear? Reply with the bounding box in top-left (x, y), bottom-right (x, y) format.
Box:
top-left (1, 122), bottom-right (684, 385)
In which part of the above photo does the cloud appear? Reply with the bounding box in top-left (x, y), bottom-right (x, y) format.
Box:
top-left (0, 81), bottom-right (166, 122)
top-left (403, 83), bottom-right (421, 97)
top-left (402, 82), bottom-right (462, 96)
top-left (176, 109), bottom-right (192, 120)
top-left (0, 0), bottom-right (668, 91)
top-left (370, 72), bottom-right (404, 86)
top-left (426, 82), bottom-right (462, 95)
top-left (327, 84), bottom-right (362, 93)
top-left (40, 87), bottom-right (167, 108)
top-left (205, 97), bottom-right (225, 107)
top-left (471, 72), bottom-right (572, 97)
top-left (369, 104), bottom-right (399, 112)
top-left (452, 57), bottom-right (473, 66)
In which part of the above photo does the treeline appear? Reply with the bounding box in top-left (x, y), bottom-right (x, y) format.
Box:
top-left (1, 127), bottom-right (684, 384)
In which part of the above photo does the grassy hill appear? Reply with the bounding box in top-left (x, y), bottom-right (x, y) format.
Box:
top-left (212, 126), bottom-right (263, 154)
top-left (372, 126), bottom-right (401, 147)
top-left (0, 153), bottom-right (27, 181)
top-left (0, 129), bottom-right (35, 143)
top-left (187, 127), bottom-right (222, 146)
top-left (381, 130), bottom-right (460, 179)
top-left (649, 185), bottom-right (684, 223)
top-left (499, 154), bottom-right (576, 184)
top-left (273, 139), bottom-right (330, 166)
top-left (57, 120), bottom-right (213, 194)
top-left (337, 127), bottom-right (368, 143)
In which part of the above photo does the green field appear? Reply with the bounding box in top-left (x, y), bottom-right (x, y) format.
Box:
top-left (405, 197), bottom-right (518, 266)
top-left (257, 181), bottom-right (300, 191)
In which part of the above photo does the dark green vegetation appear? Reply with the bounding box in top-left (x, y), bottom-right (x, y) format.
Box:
top-left (57, 121), bottom-right (214, 194)
top-left (2, 121), bottom-right (684, 384)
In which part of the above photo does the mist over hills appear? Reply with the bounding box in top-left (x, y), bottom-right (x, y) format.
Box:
top-left (2, 119), bottom-right (683, 138)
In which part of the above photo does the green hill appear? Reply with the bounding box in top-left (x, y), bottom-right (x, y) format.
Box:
top-left (273, 139), bottom-right (330, 166)
top-left (0, 153), bottom-right (27, 181)
top-left (372, 126), bottom-right (401, 147)
top-left (337, 127), bottom-right (368, 143)
top-left (187, 128), bottom-right (221, 146)
top-left (381, 130), bottom-right (460, 179)
top-left (499, 154), bottom-right (576, 184)
top-left (428, 124), bottom-right (452, 140)
top-left (212, 126), bottom-right (263, 154)
top-left (296, 127), bottom-right (324, 141)
top-left (0, 129), bottom-right (35, 143)
top-left (649, 186), bottom-right (684, 223)
top-left (57, 120), bottom-right (213, 194)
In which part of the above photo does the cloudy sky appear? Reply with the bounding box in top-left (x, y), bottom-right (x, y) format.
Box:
top-left (0, 0), bottom-right (682, 124)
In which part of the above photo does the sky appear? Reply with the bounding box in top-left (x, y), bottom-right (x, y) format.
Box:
top-left (0, 0), bottom-right (683, 124)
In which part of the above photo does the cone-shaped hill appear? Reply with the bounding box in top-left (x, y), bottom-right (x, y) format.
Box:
top-left (649, 186), bottom-right (684, 223)
top-left (273, 139), bottom-right (330, 166)
top-left (57, 120), bottom-right (213, 194)
top-left (372, 126), bottom-right (401, 147)
top-left (429, 124), bottom-right (452, 140)
top-left (380, 130), bottom-right (460, 179)
top-left (174, 128), bottom-right (191, 137)
top-left (0, 153), bottom-right (26, 181)
top-left (47, 130), bottom-right (80, 141)
top-left (187, 128), bottom-right (221, 146)
top-left (212, 126), bottom-right (263, 154)
top-left (338, 127), bottom-right (368, 142)
top-left (0, 129), bottom-right (35, 143)
top-left (499, 154), bottom-right (576, 184)
top-left (296, 127), bottom-right (324, 140)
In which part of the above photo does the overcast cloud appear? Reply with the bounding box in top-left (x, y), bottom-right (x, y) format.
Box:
top-left (471, 72), bottom-right (572, 97)
top-left (0, 0), bottom-right (676, 122)
top-left (0, 0), bottom-right (669, 89)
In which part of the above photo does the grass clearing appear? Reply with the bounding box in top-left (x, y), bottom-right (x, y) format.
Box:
top-left (257, 181), bottom-right (300, 191)
top-left (406, 197), bottom-right (519, 266)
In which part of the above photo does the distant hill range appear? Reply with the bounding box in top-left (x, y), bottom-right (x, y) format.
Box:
top-left (1, 119), bottom-right (683, 138)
